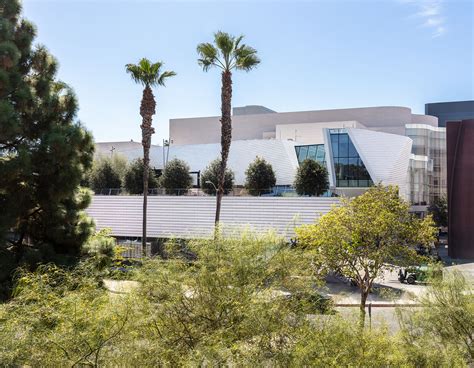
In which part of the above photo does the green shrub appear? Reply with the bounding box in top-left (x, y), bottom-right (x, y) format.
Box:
top-left (123, 158), bottom-right (159, 194)
top-left (200, 159), bottom-right (234, 195)
top-left (88, 157), bottom-right (122, 193)
top-left (245, 156), bottom-right (276, 196)
top-left (159, 158), bottom-right (193, 195)
top-left (294, 159), bottom-right (328, 196)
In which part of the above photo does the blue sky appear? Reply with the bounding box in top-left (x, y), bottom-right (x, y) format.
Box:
top-left (22, 0), bottom-right (473, 144)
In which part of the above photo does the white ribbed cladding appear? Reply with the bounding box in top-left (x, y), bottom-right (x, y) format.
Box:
top-left (87, 196), bottom-right (340, 239)
top-left (347, 128), bottom-right (412, 199)
top-left (100, 139), bottom-right (301, 186)
top-left (167, 139), bottom-right (300, 186)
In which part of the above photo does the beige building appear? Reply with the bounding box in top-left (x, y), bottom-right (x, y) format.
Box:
top-left (169, 105), bottom-right (437, 145)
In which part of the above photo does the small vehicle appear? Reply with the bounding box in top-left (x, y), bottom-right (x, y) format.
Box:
top-left (398, 265), bottom-right (441, 284)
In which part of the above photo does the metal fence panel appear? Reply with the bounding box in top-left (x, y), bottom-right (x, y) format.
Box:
top-left (86, 196), bottom-right (340, 239)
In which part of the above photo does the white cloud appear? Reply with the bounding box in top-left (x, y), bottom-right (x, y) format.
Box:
top-left (402, 0), bottom-right (447, 38)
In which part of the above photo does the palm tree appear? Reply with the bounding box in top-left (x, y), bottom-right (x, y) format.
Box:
top-left (125, 58), bottom-right (175, 256)
top-left (197, 31), bottom-right (260, 229)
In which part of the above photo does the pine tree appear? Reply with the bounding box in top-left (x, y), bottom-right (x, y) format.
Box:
top-left (0, 0), bottom-right (95, 258)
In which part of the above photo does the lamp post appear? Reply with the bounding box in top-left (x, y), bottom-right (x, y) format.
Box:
top-left (205, 180), bottom-right (217, 194)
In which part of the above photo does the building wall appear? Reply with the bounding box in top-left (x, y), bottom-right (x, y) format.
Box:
top-left (447, 119), bottom-right (474, 259)
top-left (275, 120), bottom-right (363, 144)
top-left (426, 101), bottom-right (474, 128)
top-left (87, 196), bottom-right (340, 239)
top-left (405, 124), bottom-right (447, 205)
top-left (170, 106), bottom-right (437, 145)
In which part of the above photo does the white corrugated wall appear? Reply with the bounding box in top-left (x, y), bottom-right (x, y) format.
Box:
top-left (86, 196), bottom-right (339, 239)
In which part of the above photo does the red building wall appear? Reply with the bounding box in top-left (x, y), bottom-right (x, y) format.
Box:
top-left (447, 119), bottom-right (474, 259)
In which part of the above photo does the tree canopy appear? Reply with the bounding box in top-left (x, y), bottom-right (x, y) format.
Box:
top-left (123, 159), bottom-right (159, 195)
top-left (245, 156), bottom-right (276, 196)
top-left (427, 196), bottom-right (448, 228)
top-left (0, 0), bottom-right (94, 256)
top-left (159, 158), bottom-right (193, 195)
top-left (125, 58), bottom-right (176, 88)
top-left (88, 157), bottom-right (122, 194)
top-left (197, 31), bottom-right (260, 73)
top-left (201, 159), bottom-right (234, 195)
top-left (296, 185), bottom-right (436, 325)
top-left (294, 159), bottom-right (328, 196)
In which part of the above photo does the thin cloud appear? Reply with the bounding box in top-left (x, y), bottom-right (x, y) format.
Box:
top-left (401, 0), bottom-right (447, 38)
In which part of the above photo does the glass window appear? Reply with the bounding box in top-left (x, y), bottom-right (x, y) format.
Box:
top-left (307, 145), bottom-right (317, 160)
top-left (298, 146), bottom-right (308, 162)
top-left (329, 132), bottom-right (372, 188)
top-left (348, 140), bottom-right (358, 157)
top-left (338, 133), bottom-right (349, 157)
top-left (331, 134), bottom-right (339, 157)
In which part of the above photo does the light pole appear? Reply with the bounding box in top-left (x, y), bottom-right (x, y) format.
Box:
top-left (205, 180), bottom-right (217, 194)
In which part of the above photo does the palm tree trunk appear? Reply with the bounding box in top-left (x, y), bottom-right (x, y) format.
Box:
top-left (140, 85), bottom-right (156, 257)
top-left (215, 70), bottom-right (232, 232)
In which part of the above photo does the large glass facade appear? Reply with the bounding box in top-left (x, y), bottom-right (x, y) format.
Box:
top-left (329, 131), bottom-right (373, 188)
top-left (295, 144), bottom-right (325, 164)
top-left (405, 124), bottom-right (446, 205)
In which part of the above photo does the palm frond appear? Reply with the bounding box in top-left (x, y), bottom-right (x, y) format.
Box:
top-left (126, 58), bottom-right (175, 87)
top-left (197, 43), bottom-right (219, 71)
top-left (214, 31), bottom-right (234, 57)
top-left (198, 31), bottom-right (260, 72)
top-left (157, 70), bottom-right (177, 86)
top-left (234, 45), bottom-right (260, 71)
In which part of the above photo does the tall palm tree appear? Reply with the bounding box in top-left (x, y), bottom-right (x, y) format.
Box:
top-left (197, 31), bottom-right (260, 229)
top-left (125, 58), bottom-right (175, 256)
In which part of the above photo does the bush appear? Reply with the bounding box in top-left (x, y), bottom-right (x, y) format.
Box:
top-left (88, 157), bottom-right (122, 194)
top-left (0, 232), bottom-right (472, 366)
top-left (245, 156), bottom-right (276, 196)
top-left (123, 159), bottom-right (159, 194)
top-left (294, 159), bottom-right (328, 196)
top-left (82, 229), bottom-right (117, 272)
top-left (200, 159), bottom-right (234, 195)
top-left (159, 158), bottom-right (193, 195)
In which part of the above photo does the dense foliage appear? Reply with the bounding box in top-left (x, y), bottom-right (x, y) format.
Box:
top-left (200, 159), bottom-right (234, 195)
top-left (123, 158), bottom-right (159, 194)
top-left (427, 195), bottom-right (448, 228)
top-left (0, 0), bottom-right (94, 298)
top-left (294, 159), bottom-right (328, 196)
top-left (296, 185), bottom-right (436, 324)
top-left (159, 158), bottom-right (193, 195)
top-left (88, 157), bottom-right (122, 194)
top-left (0, 232), bottom-right (471, 366)
top-left (245, 156), bottom-right (276, 196)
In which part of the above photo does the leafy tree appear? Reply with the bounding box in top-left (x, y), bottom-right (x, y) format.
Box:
top-left (88, 157), bottom-right (122, 194)
top-left (294, 159), bottom-right (328, 196)
top-left (197, 31), bottom-right (260, 226)
top-left (296, 185), bottom-right (436, 326)
top-left (159, 158), bottom-right (193, 195)
top-left (398, 271), bottom-right (474, 365)
top-left (201, 159), bottom-right (234, 195)
top-left (0, 0), bottom-right (94, 260)
top-left (125, 58), bottom-right (175, 255)
top-left (245, 156), bottom-right (276, 196)
top-left (427, 195), bottom-right (448, 228)
top-left (123, 159), bottom-right (158, 195)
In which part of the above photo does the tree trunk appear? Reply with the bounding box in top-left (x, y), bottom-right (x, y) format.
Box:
top-left (214, 70), bottom-right (232, 233)
top-left (140, 85), bottom-right (156, 257)
top-left (359, 287), bottom-right (369, 328)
